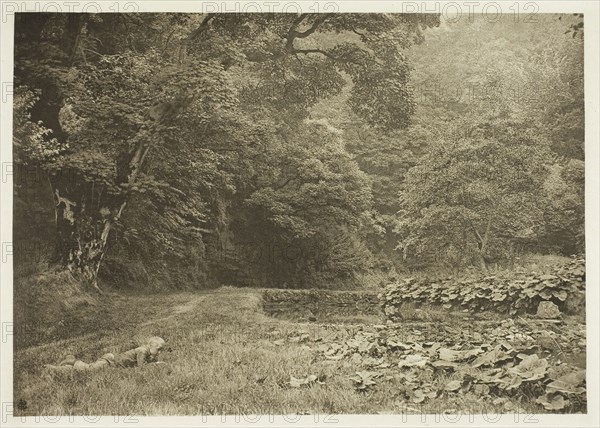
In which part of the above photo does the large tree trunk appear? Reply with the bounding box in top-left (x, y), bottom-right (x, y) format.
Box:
top-left (21, 14), bottom-right (175, 291)
top-left (50, 132), bottom-right (153, 291)
top-left (48, 94), bottom-right (192, 289)
top-left (472, 216), bottom-right (493, 273)
top-left (476, 252), bottom-right (488, 272)
top-left (50, 172), bottom-right (118, 292)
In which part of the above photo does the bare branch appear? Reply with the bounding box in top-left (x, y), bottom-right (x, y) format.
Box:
top-left (285, 14), bottom-right (332, 53)
top-left (481, 216), bottom-right (493, 252)
top-left (294, 14), bottom-right (331, 39)
top-left (187, 14), bottom-right (215, 42)
top-left (290, 13), bottom-right (309, 30)
top-left (290, 48), bottom-right (337, 60)
top-left (469, 222), bottom-right (484, 245)
top-left (291, 46), bottom-right (383, 67)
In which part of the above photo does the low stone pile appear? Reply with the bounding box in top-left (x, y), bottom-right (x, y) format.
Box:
top-left (263, 289), bottom-right (381, 320)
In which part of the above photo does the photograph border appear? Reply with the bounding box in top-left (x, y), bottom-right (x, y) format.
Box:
top-left (1, 1), bottom-right (598, 427)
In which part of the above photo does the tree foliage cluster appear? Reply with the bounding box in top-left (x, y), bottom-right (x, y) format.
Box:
top-left (13, 13), bottom-right (583, 289)
top-left (311, 14), bottom-right (584, 273)
top-left (382, 256), bottom-right (586, 319)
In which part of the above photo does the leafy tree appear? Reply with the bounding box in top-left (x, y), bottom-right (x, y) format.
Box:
top-left (524, 16), bottom-right (585, 254)
top-left (14, 13), bottom-right (438, 289)
top-left (223, 120), bottom-right (373, 287)
top-left (541, 160), bottom-right (585, 255)
top-left (396, 118), bottom-right (551, 271)
top-left (388, 14), bottom-right (584, 271)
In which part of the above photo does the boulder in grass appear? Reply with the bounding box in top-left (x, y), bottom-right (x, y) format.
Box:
top-left (536, 301), bottom-right (561, 319)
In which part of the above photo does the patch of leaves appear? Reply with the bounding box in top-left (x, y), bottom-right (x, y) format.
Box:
top-left (311, 317), bottom-right (586, 412)
top-left (351, 371), bottom-right (380, 391)
top-left (381, 256), bottom-right (584, 318)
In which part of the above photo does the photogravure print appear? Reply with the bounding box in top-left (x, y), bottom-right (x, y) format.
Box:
top-left (0, 1), bottom-right (597, 426)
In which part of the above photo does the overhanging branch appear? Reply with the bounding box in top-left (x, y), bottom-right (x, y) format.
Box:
top-left (289, 47), bottom-right (337, 60)
top-left (285, 14), bottom-right (332, 53)
top-left (187, 14), bottom-right (215, 42)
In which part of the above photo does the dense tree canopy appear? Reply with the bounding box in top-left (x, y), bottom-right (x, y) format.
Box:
top-left (13, 12), bottom-right (584, 289)
top-left (392, 14), bottom-right (584, 270)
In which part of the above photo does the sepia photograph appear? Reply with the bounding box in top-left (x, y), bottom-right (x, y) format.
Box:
top-left (0, 1), bottom-right (598, 426)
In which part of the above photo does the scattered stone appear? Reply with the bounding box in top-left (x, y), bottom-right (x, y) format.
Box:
top-left (536, 301), bottom-right (561, 319)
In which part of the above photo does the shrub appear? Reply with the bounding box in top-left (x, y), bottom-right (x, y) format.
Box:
top-left (381, 256), bottom-right (585, 320)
